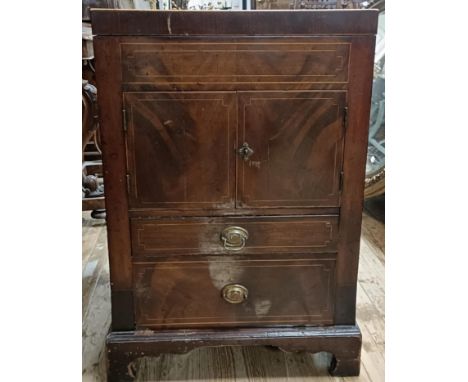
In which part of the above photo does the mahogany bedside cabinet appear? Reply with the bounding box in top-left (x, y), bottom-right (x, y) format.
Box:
top-left (91, 9), bottom-right (378, 381)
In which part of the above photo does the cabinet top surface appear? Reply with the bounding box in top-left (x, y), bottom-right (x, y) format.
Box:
top-left (90, 10), bottom-right (378, 37)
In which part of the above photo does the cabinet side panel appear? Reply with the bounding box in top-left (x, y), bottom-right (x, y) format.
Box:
top-left (93, 36), bottom-right (134, 330)
top-left (334, 35), bottom-right (376, 324)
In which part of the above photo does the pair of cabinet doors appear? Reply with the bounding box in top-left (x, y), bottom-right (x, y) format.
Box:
top-left (124, 90), bottom-right (347, 210)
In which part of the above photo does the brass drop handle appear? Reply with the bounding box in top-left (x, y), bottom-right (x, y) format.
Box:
top-left (220, 226), bottom-right (249, 251)
top-left (222, 284), bottom-right (248, 304)
top-left (237, 142), bottom-right (254, 161)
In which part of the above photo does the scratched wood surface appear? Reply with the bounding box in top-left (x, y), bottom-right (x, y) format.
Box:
top-left (82, 212), bottom-right (384, 382)
top-left (124, 92), bottom-right (237, 210)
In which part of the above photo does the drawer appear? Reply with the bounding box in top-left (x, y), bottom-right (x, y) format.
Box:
top-left (133, 256), bottom-right (336, 328)
top-left (131, 216), bottom-right (339, 256)
top-left (121, 40), bottom-right (350, 85)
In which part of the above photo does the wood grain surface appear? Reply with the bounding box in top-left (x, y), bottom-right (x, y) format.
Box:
top-left (131, 215), bottom-right (339, 256)
top-left (120, 39), bottom-right (351, 86)
top-left (89, 10), bottom-right (379, 380)
top-left (90, 10), bottom-right (379, 36)
top-left (93, 36), bottom-right (134, 330)
top-left (82, 211), bottom-right (384, 381)
top-left (237, 91), bottom-right (346, 208)
top-left (132, 257), bottom-right (336, 328)
top-left (124, 90), bottom-right (346, 210)
top-left (124, 92), bottom-right (237, 210)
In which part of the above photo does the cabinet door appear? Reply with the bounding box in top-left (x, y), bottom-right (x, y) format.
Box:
top-left (237, 91), bottom-right (346, 208)
top-left (124, 92), bottom-right (236, 209)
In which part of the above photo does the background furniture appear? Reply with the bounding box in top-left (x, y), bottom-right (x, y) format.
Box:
top-left (83, 22), bottom-right (105, 215)
top-left (363, 0), bottom-right (385, 199)
top-left (82, 79), bottom-right (105, 213)
top-left (92, 10), bottom-right (378, 381)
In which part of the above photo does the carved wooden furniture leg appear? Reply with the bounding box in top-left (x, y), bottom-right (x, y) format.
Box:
top-left (106, 326), bottom-right (361, 381)
top-left (328, 341), bottom-right (362, 376)
top-left (329, 353), bottom-right (361, 377)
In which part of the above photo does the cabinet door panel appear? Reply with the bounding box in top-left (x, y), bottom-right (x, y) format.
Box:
top-left (237, 91), bottom-right (346, 208)
top-left (125, 92), bottom-right (236, 209)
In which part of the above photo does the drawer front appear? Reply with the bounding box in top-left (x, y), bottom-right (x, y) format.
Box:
top-left (133, 257), bottom-right (335, 328)
top-left (131, 216), bottom-right (339, 256)
top-left (121, 40), bottom-right (350, 85)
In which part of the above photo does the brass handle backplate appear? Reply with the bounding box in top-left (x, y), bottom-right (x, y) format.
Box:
top-left (222, 284), bottom-right (248, 304)
top-left (237, 142), bottom-right (254, 161)
top-left (220, 226), bottom-right (249, 251)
